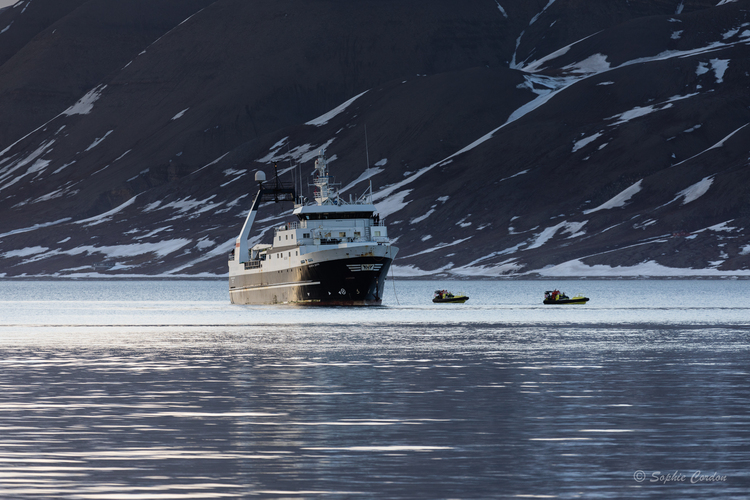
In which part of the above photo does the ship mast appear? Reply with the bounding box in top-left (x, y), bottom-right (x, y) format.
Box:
top-left (313, 151), bottom-right (334, 205)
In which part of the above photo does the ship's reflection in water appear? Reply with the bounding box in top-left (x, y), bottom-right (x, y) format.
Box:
top-left (0, 280), bottom-right (748, 498)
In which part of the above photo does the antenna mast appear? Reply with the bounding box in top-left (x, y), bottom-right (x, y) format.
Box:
top-left (365, 124), bottom-right (370, 170)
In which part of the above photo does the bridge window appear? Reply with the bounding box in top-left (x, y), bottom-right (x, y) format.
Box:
top-left (299, 212), bottom-right (374, 221)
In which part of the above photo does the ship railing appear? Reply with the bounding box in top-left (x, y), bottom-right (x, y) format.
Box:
top-left (274, 221), bottom-right (302, 233)
top-left (228, 252), bottom-right (235, 261)
top-left (244, 260), bottom-right (261, 270)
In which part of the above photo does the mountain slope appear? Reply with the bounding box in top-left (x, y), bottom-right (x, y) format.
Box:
top-left (1, 0), bottom-right (749, 278)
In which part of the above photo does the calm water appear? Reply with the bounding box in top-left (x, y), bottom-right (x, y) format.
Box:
top-left (0, 279), bottom-right (748, 499)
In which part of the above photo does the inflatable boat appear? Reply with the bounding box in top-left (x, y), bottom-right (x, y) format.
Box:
top-left (433, 290), bottom-right (469, 303)
top-left (543, 290), bottom-right (589, 305)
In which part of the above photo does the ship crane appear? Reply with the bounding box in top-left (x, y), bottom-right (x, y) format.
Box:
top-left (235, 164), bottom-right (296, 264)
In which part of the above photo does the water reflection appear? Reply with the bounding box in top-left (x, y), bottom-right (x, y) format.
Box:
top-left (0, 322), bottom-right (748, 498)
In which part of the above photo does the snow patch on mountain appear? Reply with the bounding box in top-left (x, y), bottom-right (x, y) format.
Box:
top-left (677, 176), bottom-right (714, 205)
top-left (494, 1), bottom-right (508, 18)
top-left (31, 186), bottom-right (75, 204)
top-left (564, 221), bottom-right (588, 238)
top-left (223, 168), bottom-right (245, 177)
top-left (134, 226), bottom-right (172, 239)
top-left (527, 220), bottom-right (587, 249)
top-left (2, 246), bottom-right (48, 258)
top-left (583, 180), bottom-right (642, 214)
top-left (401, 237), bottom-right (472, 258)
top-left (454, 258), bottom-right (523, 277)
top-left (376, 189), bottom-right (412, 219)
top-left (572, 132), bottom-right (602, 152)
top-left (7, 238), bottom-right (194, 267)
top-left (306, 90), bottom-right (368, 127)
top-left (257, 138), bottom-right (336, 165)
top-left (522, 31), bottom-right (602, 73)
top-left (192, 152), bottom-right (230, 175)
top-left (673, 123), bottom-right (748, 166)
top-left (74, 196), bottom-right (138, 227)
top-left (608, 94), bottom-right (691, 130)
top-left (340, 167), bottom-right (383, 194)
top-left (372, 158), bottom-right (445, 203)
top-left (607, 104), bottom-right (672, 126)
top-left (722, 27), bottom-right (740, 39)
top-left (523, 47), bottom-right (568, 73)
top-left (146, 195), bottom-right (222, 218)
top-left (85, 130), bottom-right (113, 152)
top-left (529, 0), bottom-right (556, 26)
top-left (710, 58), bottom-right (729, 83)
top-left (0, 218), bottom-right (71, 239)
top-left (499, 170), bottom-right (529, 182)
top-left (66, 239), bottom-right (193, 260)
top-left (171, 108), bottom-right (189, 120)
top-left (215, 194), bottom-right (248, 214)
top-left (461, 243), bottom-right (525, 269)
top-left (703, 220), bottom-right (737, 232)
top-left (163, 236), bottom-right (236, 275)
top-left (534, 258), bottom-right (750, 277)
top-left (391, 263), bottom-right (454, 277)
top-left (195, 237), bottom-right (215, 250)
top-left (410, 208), bottom-right (435, 224)
top-left (63, 85), bottom-right (106, 116)
top-left (564, 53), bottom-right (610, 74)
top-left (452, 74), bottom-right (577, 158)
top-left (0, 139), bottom-right (56, 192)
top-left (618, 38), bottom-right (740, 71)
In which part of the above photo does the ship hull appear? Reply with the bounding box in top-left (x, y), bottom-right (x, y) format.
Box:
top-left (229, 251), bottom-right (395, 305)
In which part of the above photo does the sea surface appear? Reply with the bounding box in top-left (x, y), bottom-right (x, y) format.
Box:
top-left (0, 279), bottom-right (748, 499)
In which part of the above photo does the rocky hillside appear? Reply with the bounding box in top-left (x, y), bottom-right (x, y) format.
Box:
top-left (1, 0), bottom-right (749, 278)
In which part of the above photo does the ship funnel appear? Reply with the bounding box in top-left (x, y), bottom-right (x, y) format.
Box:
top-left (255, 171), bottom-right (266, 184)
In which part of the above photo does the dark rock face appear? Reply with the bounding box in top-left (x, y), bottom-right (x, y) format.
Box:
top-left (1, 0), bottom-right (749, 278)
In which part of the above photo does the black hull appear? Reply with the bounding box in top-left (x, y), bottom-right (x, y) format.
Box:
top-left (230, 256), bottom-right (393, 305)
top-left (543, 297), bottom-right (589, 305)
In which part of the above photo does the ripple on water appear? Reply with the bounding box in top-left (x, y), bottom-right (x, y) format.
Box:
top-left (0, 280), bottom-right (748, 498)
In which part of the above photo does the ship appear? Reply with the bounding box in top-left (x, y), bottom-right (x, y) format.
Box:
top-left (228, 151), bottom-right (398, 305)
